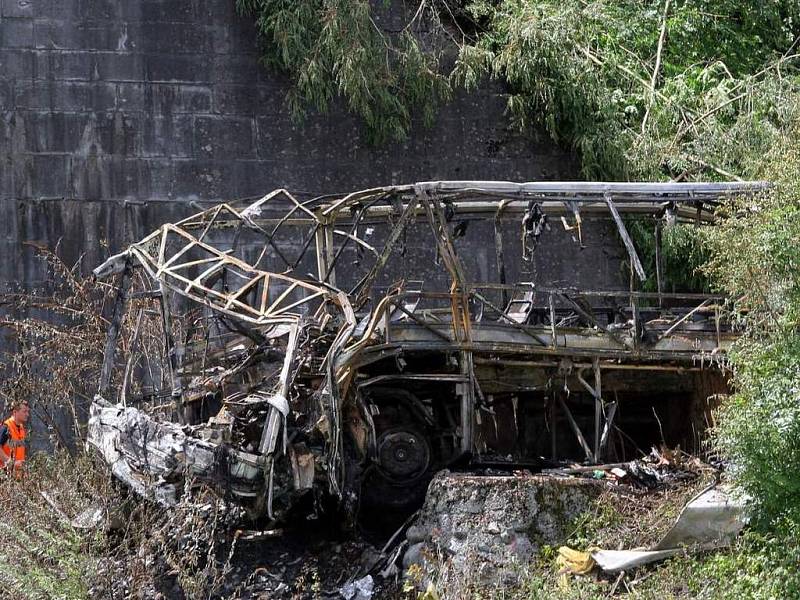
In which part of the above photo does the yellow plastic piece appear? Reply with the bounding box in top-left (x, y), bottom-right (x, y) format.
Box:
top-left (556, 546), bottom-right (596, 575)
top-left (419, 582), bottom-right (440, 600)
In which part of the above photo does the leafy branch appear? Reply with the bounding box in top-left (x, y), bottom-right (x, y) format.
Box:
top-left (236, 0), bottom-right (452, 142)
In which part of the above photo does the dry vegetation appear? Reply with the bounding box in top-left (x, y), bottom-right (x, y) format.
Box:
top-left (0, 251), bottom-right (246, 599)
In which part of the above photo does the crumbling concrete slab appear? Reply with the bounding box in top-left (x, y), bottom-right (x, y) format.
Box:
top-left (404, 471), bottom-right (604, 584)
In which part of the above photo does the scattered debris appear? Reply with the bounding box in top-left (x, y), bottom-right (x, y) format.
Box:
top-left (546, 447), bottom-right (705, 489)
top-left (71, 505), bottom-right (106, 530)
top-left (235, 528), bottom-right (284, 541)
top-left (40, 490), bottom-right (108, 531)
top-left (561, 484), bottom-right (747, 575)
top-left (40, 490), bottom-right (74, 524)
top-left (340, 574), bottom-right (374, 600)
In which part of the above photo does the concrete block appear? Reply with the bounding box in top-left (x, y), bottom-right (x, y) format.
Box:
top-left (100, 157), bottom-right (138, 200)
top-left (0, 48), bottom-right (35, 78)
top-left (135, 157), bottom-right (174, 200)
top-left (208, 20), bottom-right (259, 55)
top-left (118, 82), bottom-right (212, 114)
top-left (137, 201), bottom-right (193, 234)
top-left (141, 114), bottom-right (193, 157)
top-left (35, 51), bottom-right (142, 82)
top-left (137, 22), bottom-right (211, 54)
top-left (95, 52), bottom-right (145, 81)
top-left (138, 0), bottom-right (194, 23)
top-left (31, 153), bottom-right (68, 197)
top-left (1, 0), bottom-right (33, 18)
top-left (145, 53), bottom-right (211, 83)
top-left (233, 160), bottom-right (283, 198)
top-left (33, 19), bottom-right (131, 52)
top-left (114, 81), bottom-right (144, 110)
top-left (32, 19), bottom-right (75, 50)
top-left (173, 158), bottom-right (238, 200)
top-left (194, 1), bottom-right (237, 22)
top-left (9, 152), bottom-right (32, 199)
top-left (35, 50), bottom-right (96, 80)
top-left (32, 0), bottom-right (79, 19)
top-left (69, 157), bottom-right (176, 204)
top-left (0, 112), bottom-right (11, 142)
top-left (211, 54), bottom-right (261, 84)
top-left (314, 164), bottom-right (383, 193)
top-left (96, 111), bottom-right (141, 155)
top-left (14, 80), bottom-right (116, 111)
top-left (22, 111), bottom-right (92, 153)
top-left (194, 115), bottom-right (254, 159)
top-left (213, 83), bottom-right (283, 116)
top-left (267, 162), bottom-right (328, 193)
top-left (1, 17), bottom-right (34, 48)
top-left (67, 153), bottom-right (111, 201)
top-left (77, 0), bottom-right (133, 21)
top-left (255, 115), bottom-right (305, 159)
top-left (3, 113), bottom-right (25, 155)
top-left (0, 80), bottom-right (11, 109)
top-left (56, 112), bottom-right (140, 157)
top-left (0, 145), bottom-right (10, 199)
top-left (179, 85), bottom-right (211, 113)
top-left (109, 157), bottom-right (150, 198)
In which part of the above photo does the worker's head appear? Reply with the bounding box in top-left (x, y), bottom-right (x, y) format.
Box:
top-left (10, 401), bottom-right (29, 424)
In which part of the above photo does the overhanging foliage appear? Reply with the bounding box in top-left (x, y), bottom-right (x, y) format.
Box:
top-left (235, 0), bottom-right (451, 143)
top-left (238, 1), bottom-right (800, 181)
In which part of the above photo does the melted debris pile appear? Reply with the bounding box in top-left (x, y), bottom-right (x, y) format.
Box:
top-left (544, 446), bottom-right (709, 489)
top-left (86, 488), bottom-right (404, 600)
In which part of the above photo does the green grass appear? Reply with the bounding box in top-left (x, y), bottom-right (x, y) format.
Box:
top-left (0, 453), bottom-right (106, 599)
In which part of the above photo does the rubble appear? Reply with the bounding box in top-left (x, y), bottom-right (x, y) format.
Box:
top-left (544, 446), bottom-right (705, 489)
top-left (401, 471), bottom-right (605, 585)
top-left (91, 528), bottom-right (391, 600)
top-left (397, 453), bottom-right (726, 590)
top-left (340, 575), bottom-right (375, 600)
top-left (85, 180), bottom-right (765, 526)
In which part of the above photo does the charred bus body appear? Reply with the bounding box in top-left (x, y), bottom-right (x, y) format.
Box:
top-left (88, 181), bottom-right (763, 524)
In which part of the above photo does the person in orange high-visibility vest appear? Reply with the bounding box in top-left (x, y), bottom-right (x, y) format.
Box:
top-left (0, 400), bottom-right (29, 474)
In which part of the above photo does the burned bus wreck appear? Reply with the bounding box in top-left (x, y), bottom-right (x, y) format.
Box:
top-left (87, 180), bottom-right (764, 524)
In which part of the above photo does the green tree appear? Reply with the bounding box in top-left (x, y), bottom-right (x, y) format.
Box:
top-left (704, 132), bottom-right (800, 525)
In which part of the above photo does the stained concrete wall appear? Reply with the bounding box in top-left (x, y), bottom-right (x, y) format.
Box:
top-left (0, 0), bottom-right (632, 298)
